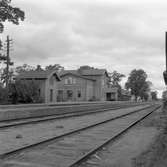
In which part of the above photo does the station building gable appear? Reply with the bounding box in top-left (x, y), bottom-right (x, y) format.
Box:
top-left (15, 69), bottom-right (60, 103)
top-left (57, 73), bottom-right (95, 102)
top-left (57, 68), bottom-right (118, 102)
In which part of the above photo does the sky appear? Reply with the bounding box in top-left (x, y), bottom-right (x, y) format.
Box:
top-left (1, 0), bottom-right (167, 97)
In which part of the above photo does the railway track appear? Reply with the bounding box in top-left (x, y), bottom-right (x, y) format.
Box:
top-left (0, 104), bottom-right (160, 167)
top-left (0, 101), bottom-right (145, 110)
top-left (0, 103), bottom-right (152, 129)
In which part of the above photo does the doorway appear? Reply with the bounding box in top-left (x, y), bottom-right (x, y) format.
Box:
top-left (67, 90), bottom-right (73, 101)
top-left (50, 89), bottom-right (53, 102)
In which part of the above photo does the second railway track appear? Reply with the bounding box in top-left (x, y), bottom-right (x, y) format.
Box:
top-left (0, 104), bottom-right (161, 167)
top-left (0, 103), bottom-right (153, 129)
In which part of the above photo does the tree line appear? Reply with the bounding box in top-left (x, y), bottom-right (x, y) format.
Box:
top-left (0, 63), bottom-right (158, 104)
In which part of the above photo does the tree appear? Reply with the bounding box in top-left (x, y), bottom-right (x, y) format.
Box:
top-left (15, 64), bottom-right (35, 74)
top-left (8, 64), bottom-right (44, 104)
top-left (0, 67), bottom-right (14, 84)
top-left (36, 65), bottom-right (44, 71)
top-left (108, 71), bottom-right (125, 100)
top-left (138, 81), bottom-right (152, 100)
top-left (0, 84), bottom-right (8, 103)
top-left (162, 90), bottom-right (167, 110)
top-left (0, 0), bottom-right (25, 33)
top-left (10, 79), bottom-right (41, 103)
top-left (0, 0), bottom-right (24, 90)
top-left (109, 71), bottom-right (125, 86)
top-left (151, 91), bottom-right (158, 100)
top-left (45, 64), bottom-right (64, 71)
top-left (125, 69), bottom-right (151, 101)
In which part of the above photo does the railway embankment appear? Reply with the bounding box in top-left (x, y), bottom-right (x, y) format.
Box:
top-left (0, 102), bottom-right (118, 121)
top-left (133, 106), bottom-right (167, 167)
top-left (0, 102), bottom-right (147, 121)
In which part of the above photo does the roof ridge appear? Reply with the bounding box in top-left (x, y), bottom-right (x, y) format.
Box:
top-left (60, 72), bottom-right (95, 81)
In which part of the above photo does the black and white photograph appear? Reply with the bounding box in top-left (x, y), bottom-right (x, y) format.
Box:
top-left (0, 0), bottom-right (166, 166)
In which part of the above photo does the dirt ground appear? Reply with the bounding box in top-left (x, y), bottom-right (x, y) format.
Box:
top-left (132, 106), bottom-right (167, 167)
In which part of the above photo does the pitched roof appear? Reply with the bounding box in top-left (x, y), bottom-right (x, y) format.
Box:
top-left (59, 68), bottom-right (108, 77)
top-left (15, 70), bottom-right (60, 81)
top-left (59, 70), bottom-right (79, 76)
top-left (81, 69), bottom-right (107, 76)
top-left (59, 71), bottom-right (96, 81)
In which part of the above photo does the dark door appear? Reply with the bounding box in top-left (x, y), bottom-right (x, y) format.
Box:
top-left (106, 93), bottom-right (111, 101)
top-left (67, 90), bottom-right (73, 101)
top-left (57, 90), bottom-right (63, 102)
top-left (50, 89), bottom-right (53, 102)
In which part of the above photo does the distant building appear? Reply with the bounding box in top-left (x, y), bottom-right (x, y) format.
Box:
top-left (15, 66), bottom-right (120, 103)
top-left (16, 69), bottom-right (60, 103)
top-left (120, 89), bottom-right (131, 101)
top-left (57, 66), bottom-right (118, 102)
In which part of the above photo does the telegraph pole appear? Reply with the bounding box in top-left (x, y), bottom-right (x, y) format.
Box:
top-left (3, 35), bottom-right (13, 89)
top-left (6, 36), bottom-right (10, 89)
top-left (0, 35), bottom-right (14, 102)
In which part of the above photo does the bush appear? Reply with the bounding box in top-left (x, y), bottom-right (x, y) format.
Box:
top-left (9, 80), bottom-right (42, 104)
top-left (0, 86), bottom-right (8, 104)
top-left (162, 91), bottom-right (167, 112)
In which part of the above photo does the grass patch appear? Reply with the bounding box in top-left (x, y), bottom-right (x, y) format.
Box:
top-left (133, 108), bottom-right (167, 167)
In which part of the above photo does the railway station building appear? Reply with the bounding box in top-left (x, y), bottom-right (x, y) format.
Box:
top-left (57, 66), bottom-right (118, 102)
top-left (15, 66), bottom-right (119, 103)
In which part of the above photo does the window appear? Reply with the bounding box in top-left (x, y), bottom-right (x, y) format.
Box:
top-left (38, 89), bottom-right (41, 96)
top-left (58, 90), bottom-right (63, 95)
top-left (67, 77), bottom-right (73, 84)
top-left (57, 90), bottom-right (63, 102)
top-left (67, 90), bottom-right (73, 100)
top-left (65, 77), bottom-right (76, 84)
top-left (65, 79), bottom-right (68, 84)
top-left (78, 90), bottom-right (81, 98)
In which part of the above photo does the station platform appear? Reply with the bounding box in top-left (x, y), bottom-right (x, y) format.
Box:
top-left (0, 101), bottom-right (143, 122)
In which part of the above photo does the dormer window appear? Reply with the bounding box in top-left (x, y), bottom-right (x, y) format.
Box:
top-left (65, 77), bottom-right (76, 85)
top-left (68, 77), bottom-right (73, 84)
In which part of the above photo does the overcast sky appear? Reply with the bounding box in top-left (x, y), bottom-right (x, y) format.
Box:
top-left (1, 0), bottom-right (167, 97)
